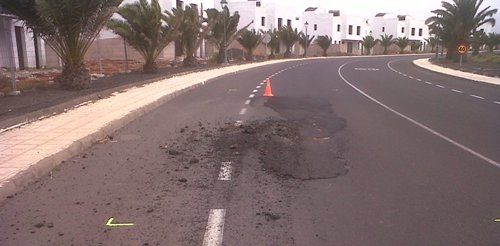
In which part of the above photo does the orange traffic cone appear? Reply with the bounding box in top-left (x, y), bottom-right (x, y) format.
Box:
top-left (263, 78), bottom-right (274, 97)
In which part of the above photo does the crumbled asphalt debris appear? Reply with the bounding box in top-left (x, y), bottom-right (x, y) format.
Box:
top-left (34, 222), bottom-right (45, 228)
top-left (189, 158), bottom-right (199, 164)
top-left (168, 150), bottom-right (182, 156)
top-left (178, 178), bottom-right (187, 183)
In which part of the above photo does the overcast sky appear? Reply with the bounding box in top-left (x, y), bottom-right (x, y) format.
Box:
top-left (262, 0), bottom-right (500, 32)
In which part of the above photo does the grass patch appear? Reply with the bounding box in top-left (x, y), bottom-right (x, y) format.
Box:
top-left (470, 53), bottom-right (500, 64)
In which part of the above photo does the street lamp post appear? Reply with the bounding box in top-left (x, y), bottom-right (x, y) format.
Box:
top-left (221, 0), bottom-right (229, 65)
top-left (304, 21), bottom-right (309, 57)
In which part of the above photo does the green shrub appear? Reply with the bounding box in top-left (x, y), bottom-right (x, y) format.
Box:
top-left (0, 74), bottom-right (12, 93)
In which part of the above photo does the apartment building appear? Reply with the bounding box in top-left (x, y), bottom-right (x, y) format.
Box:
top-left (371, 13), bottom-right (429, 51)
top-left (302, 8), bottom-right (370, 55)
top-left (222, 0), bottom-right (301, 32)
top-left (0, 7), bottom-right (46, 70)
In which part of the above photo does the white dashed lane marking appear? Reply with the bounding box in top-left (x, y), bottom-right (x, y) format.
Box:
top-left (425, 81), bottom-right (433, 85)
top-left (416, 78), bottom-right (422, 81)
top-left (470, 95), bottom-right (485, 100)
top-left (452, 89), bottom-right (463, 93)
top-left (202, 209), bottom-right (226, 246)
top-left (248, 94), bottom-right (255, 98)
top-left (494, 101), bottom-right (500, 105)
top-left (244, 100), bottom-right (251, 105)
top-left (252, 89), bottom-right (258, 93)
top-left (256, 85), bottom-right (261, 89)
top-left (436, 85), bottom-right (445, 88)
top-left (218, 162), bottom-right (233, 181)
top-left (239, 108), bottom-right (247, 115)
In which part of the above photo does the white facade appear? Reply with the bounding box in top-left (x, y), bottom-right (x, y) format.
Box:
top-left (302, 8), bottom-right (370, 44)
top-left (223, 0), bottom-right (301, 32)
top-left (371, 13), bottom-right (430, 43)
top-left (0, 16), bottom-right (46, 70)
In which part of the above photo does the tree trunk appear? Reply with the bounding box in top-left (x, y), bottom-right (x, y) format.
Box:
top-left (183, 55), bottom-right (197, 67)
top-left (143, 60), bottom-right (158, 73)
top-left (217, 45), bottom-right (226, 64)
top-left (56, 64), bottom-right (91, 90)
top-left (284, 47), bottom-right (292, 58)
top-left (322, 49), bottom-right (327, 57)
top-left (383, 47), bottom-right (388, 54)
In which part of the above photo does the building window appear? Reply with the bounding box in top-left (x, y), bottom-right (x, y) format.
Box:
top-left (411, 28), bottom-right (415, 36)
top-left (348, 25), bottom-right (353, 35)
top-left (287, 19), bottom-right (292, 27)
top-left (356, 26), bottom-right (361, 35)
top-left (337, 24), bottom-right (341, 32)
top-left (418, 28), bottom-right (423, 36)
top-left (314, 24), bottom-right (317, 31)
top-left (278, 18), bottom-right (282, 28)
top-left (382, 27), bottom-right (385, 32)
top-left (256, 1), bottom-right (261, 7)
top-left (261, 17), bottom-right (265, 26)
top-left (401, 27), bottom-right (405, 33)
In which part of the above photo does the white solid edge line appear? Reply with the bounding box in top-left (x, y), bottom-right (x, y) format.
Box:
top-left (202, 209), bottom-right (226, 246)
top-left (338, 62), bottom-right (500, 169)
top-left (218, 162), bottom-right (232, 181)
top-left (470, 94), bottom-right (485, 100)
top-left (239, 108), bottom-right (247, 115)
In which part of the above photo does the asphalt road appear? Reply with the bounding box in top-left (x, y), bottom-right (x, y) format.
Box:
top-left (0, 55), bottom-right (499, 245)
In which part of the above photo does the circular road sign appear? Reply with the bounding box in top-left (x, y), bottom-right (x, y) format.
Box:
top-left (457, 44), bottom-right (468, 55)
top-left (262, 33), bottom-right (272, 44)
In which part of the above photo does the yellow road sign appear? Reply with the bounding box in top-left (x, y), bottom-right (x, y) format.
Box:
top-left (457, 44), bottom-right (468, 54)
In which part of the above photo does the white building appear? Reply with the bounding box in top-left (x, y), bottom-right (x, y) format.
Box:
top-left (222, 0), bottom-right (302, 32)
top-left (302, 8), bottom-right (370, 54)
top-left (371, 13), bottom-right (430, 50)
top-left (0, 7), bottom-right (46, 70)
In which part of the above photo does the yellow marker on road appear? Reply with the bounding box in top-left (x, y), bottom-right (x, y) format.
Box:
top-left (106, 217), bottom-right (134, 227)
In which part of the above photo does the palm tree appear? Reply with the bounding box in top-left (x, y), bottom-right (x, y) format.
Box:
top-left (379, 34), bottom-right (394, 54)
top-left (261, 29), bottom-right (280, 58)
top-left (410, 41), bottom-right (423, 53)
top-left (362, 35), bottom-right (377, 55)
top-left (277, 26), bottom-right (300, 58)
top-left (426, 0), bottom-right (497, 60)
top-left (205, 7), bottom-right (251, 64)
top-left (394, 37), bottom-right (410, 54)
top-left (237, 29), bottom-right (262, 60)
top-left (425, 37), bottom-right (439, 52)
top-left (107, 0), bottom-right (174, 73)
top-left (315, 35), bottom-right (332, 57)
top-left (0, 0), bottom-right (122, 89)
top-left (165, 5), bottom-right (213, 66)
top-left (483, 33), bottom-right (500, 52)
top-left (298, 32), bottom-right (315, 57)
top-left (469, 30), bottom-right (487, 55)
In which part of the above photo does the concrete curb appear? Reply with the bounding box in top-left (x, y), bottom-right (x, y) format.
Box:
top-left (413, 58), bottom-right (500, 86)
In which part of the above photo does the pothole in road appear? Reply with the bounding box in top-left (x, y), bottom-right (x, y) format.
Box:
top-left (212, 118), bottom-right (349, 180)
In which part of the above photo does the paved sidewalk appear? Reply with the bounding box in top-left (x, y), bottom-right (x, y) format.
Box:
top-left (413, 58), bottom-right (500, 86)
top-left (0, 59), bottom-right (298, 201)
